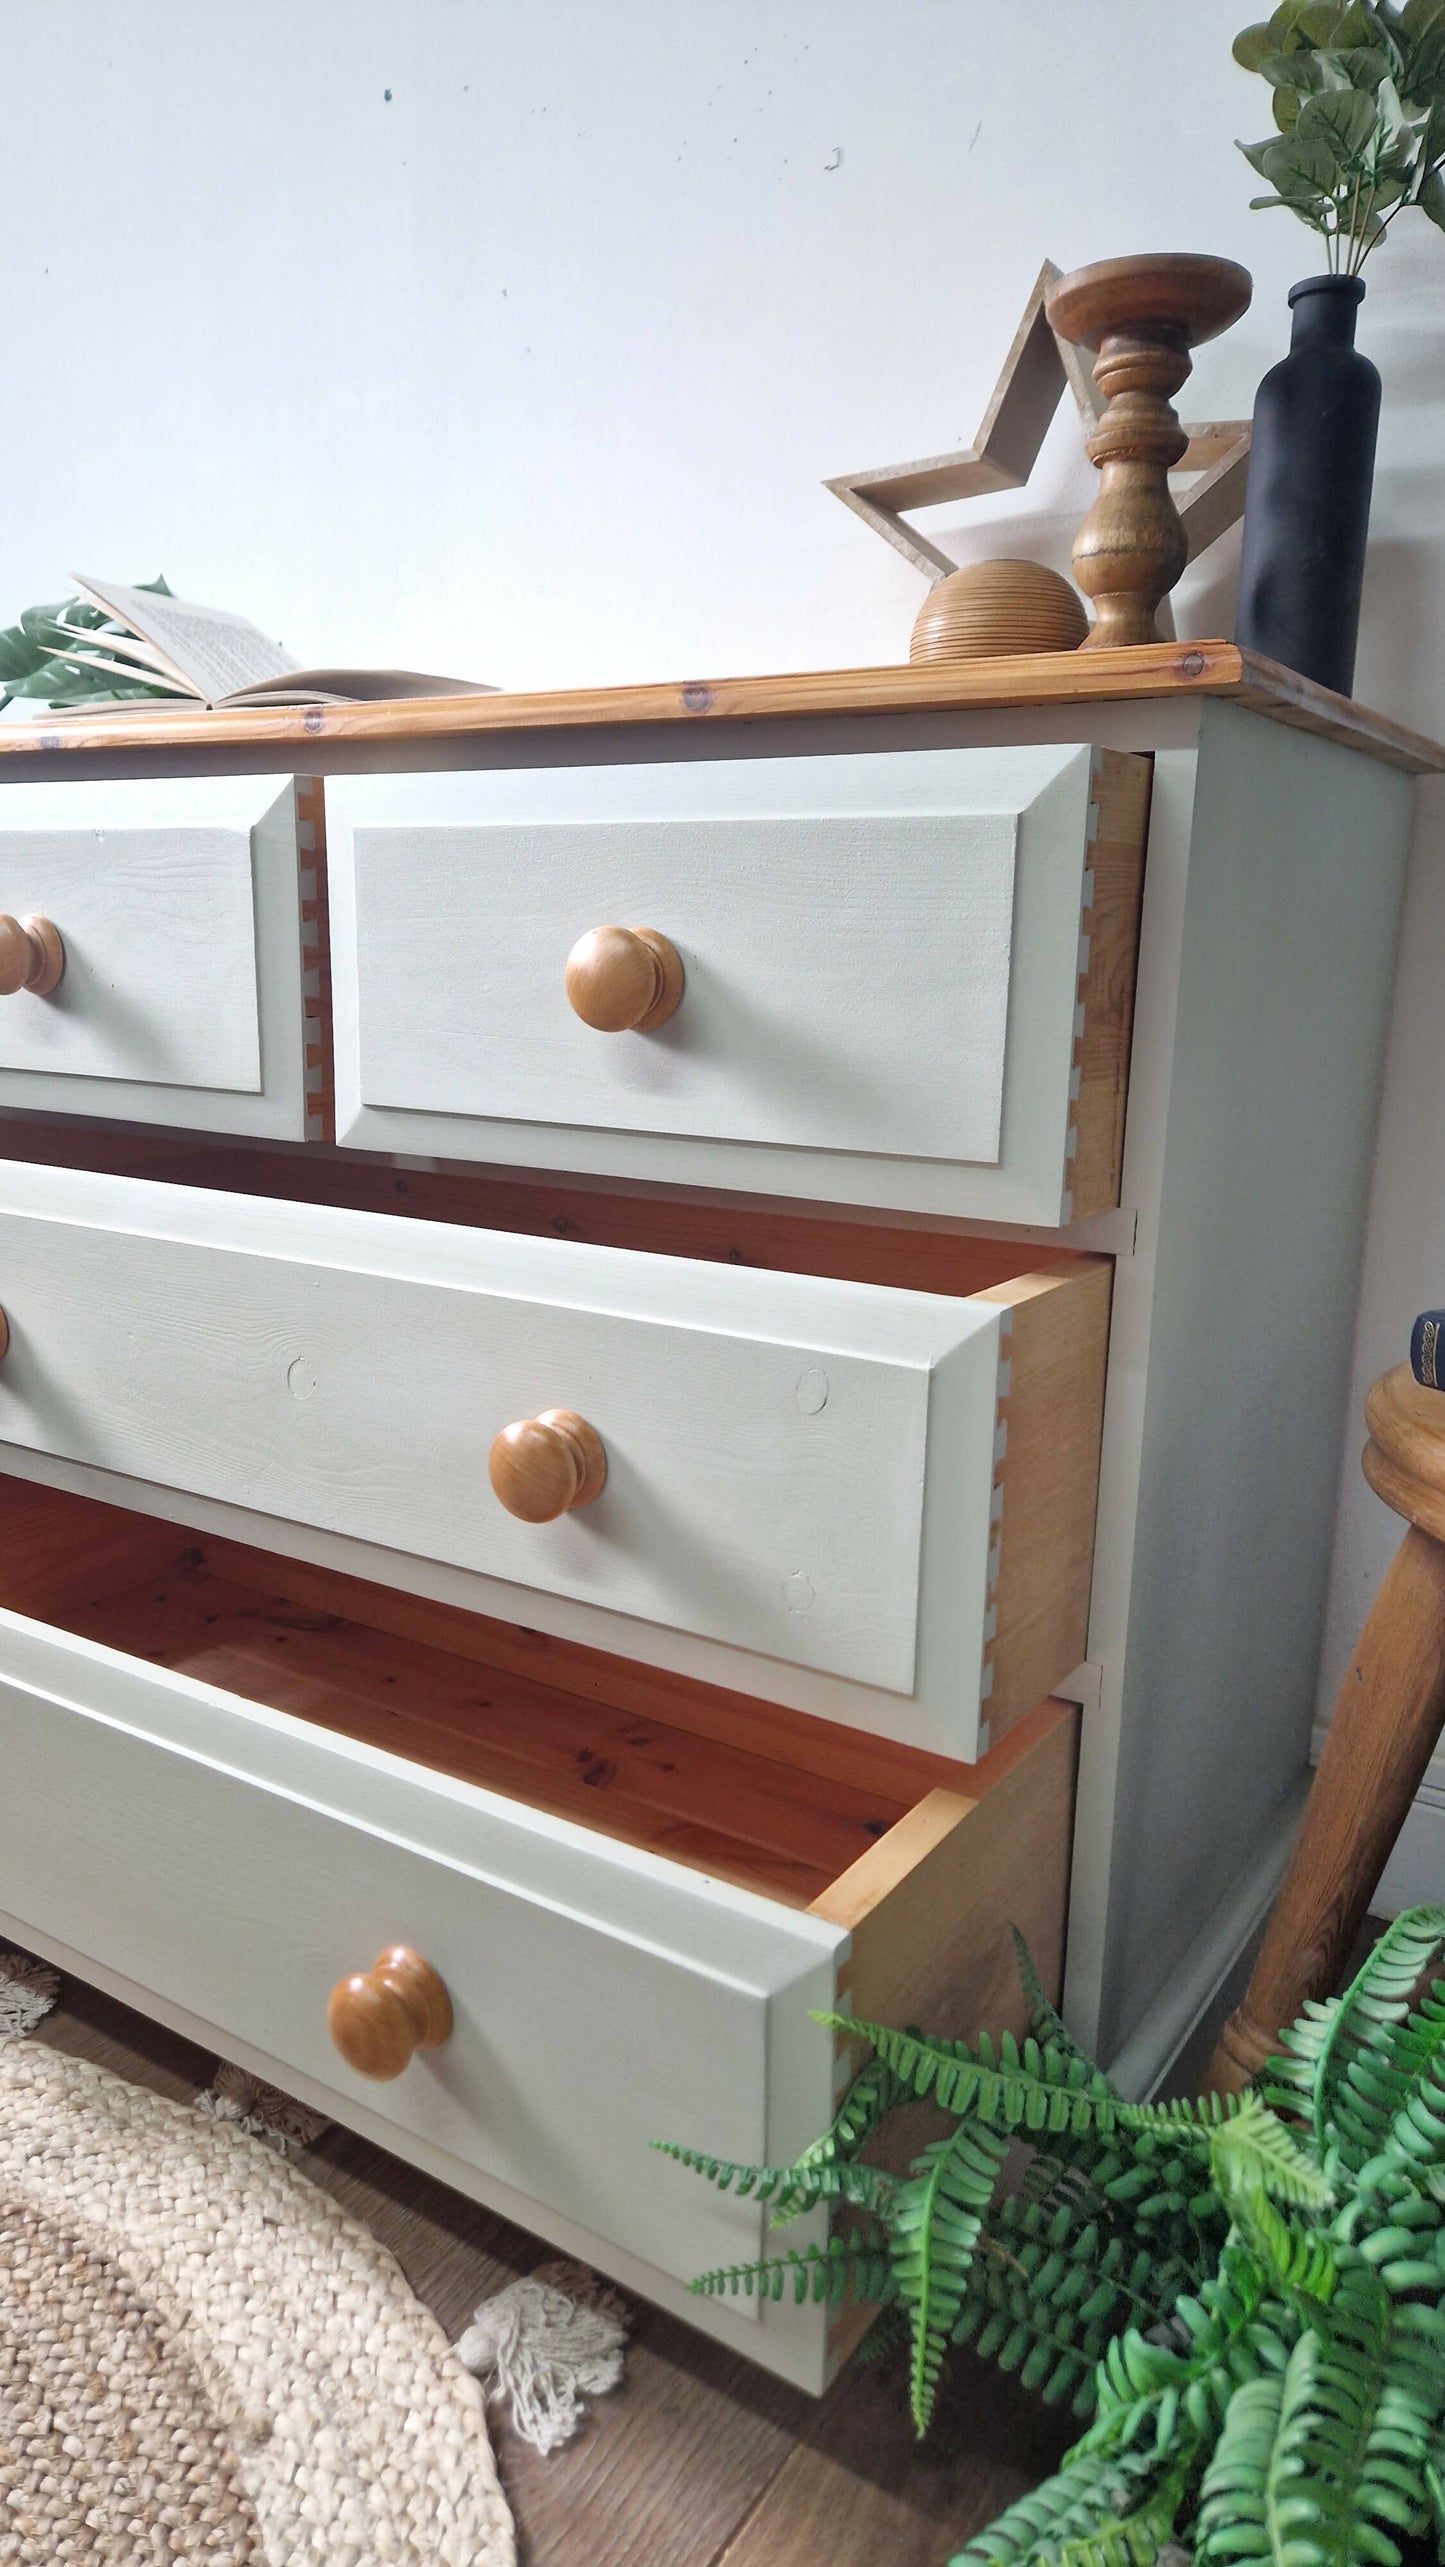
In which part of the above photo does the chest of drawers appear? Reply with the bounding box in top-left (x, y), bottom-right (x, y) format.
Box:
top-left (0, 645), bottom-right (1430, 2390)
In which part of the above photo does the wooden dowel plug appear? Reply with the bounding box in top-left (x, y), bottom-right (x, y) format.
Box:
top-left (326, 1944), bottom-right (453, 2080)
top-left (565, 925), bottom-right (684, 1032)
top-left (488, 1407), bottom-right (607, 1522)
top-left (0, 914), bottom-right (64, 998)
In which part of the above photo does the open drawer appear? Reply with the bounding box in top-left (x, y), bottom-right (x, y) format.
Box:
top-left (0, 1478), bottom-right (1078, 2392)
top-left (0, 1154), bottom-right (1110, 1759)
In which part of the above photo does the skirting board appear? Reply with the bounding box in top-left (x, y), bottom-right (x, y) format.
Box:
top-left (1103, 1780), bottom-right (1308, 2098)
top-left (1375, 1787), bottom-right (1445, 1914)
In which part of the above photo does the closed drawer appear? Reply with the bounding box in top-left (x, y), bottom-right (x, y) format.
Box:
top-left (0, 1476), bottom-right (1077, 2391)
top-left (0, 776), bottom-right (317, 1138)
top-left (326, 744), bottom-right (1150, 1225)
top-left (0, 1158), bottom-right (1108, 1760)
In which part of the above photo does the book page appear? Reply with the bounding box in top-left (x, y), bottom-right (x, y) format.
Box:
top-left (224, 667), bottom-right (496, 704)
top-left (71, 574), bottom-right (299, 700)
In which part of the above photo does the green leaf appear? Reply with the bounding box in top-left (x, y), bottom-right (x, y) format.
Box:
top-left (1297, 83), bottom-right (1383, 162)
top-left (1236, 19), bottom-right (1282, 66)
top-left (1420, 160), bottom-right (1445, 214)
top-left (892, 2120), bottom-right (1011, 2434)
top-left (1210, 2094), bottom-right (1336, 2213)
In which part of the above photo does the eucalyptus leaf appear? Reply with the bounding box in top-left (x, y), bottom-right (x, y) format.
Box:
top-left (1419, 158), bottom-right (1445, 214)
top-left (1273, 80), bottom-right (1304, 123)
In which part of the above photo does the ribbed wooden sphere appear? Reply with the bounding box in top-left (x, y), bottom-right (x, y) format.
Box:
top-left (910, 559), bottom-right (1089, 665)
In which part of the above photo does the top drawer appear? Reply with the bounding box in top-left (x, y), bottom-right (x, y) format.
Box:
top-left (326, 744), bottom-right (1150, 1226)
top-left (0, 775), bottom-right (316, 1140)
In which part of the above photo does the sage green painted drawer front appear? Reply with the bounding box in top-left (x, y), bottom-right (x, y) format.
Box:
top-left (326, 743), bottom-right (1119, 1224)
top-left (0, 1604), bottom-right (842, 2387)
top-left (0, 775), bottom-right (312, 1136)
top-left (0, 1157), bottom-right (1016, 1757)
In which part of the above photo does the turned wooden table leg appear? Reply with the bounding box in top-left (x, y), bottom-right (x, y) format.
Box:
top-left (1205, 1363), bottom-right (1445, 2095)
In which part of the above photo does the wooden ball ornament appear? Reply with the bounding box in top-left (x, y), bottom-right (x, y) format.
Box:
top-left (910, 559), bottom-right (1089, 664)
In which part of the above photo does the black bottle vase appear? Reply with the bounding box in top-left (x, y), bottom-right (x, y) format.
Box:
top-left (1234, 274), bottom-right (1381, 697)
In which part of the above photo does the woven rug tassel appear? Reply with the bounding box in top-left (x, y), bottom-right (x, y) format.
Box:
top-left (456, 2258), bottom-right (628, 2455)
top-left (0, 1949), bottom-right (60, 2039)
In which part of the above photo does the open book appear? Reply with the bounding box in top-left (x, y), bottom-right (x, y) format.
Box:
top-left (44, 576), bottom-right (494, 710)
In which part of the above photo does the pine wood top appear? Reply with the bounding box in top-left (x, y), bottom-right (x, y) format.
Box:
top-left (0, 642), bottom-right (1438, 774)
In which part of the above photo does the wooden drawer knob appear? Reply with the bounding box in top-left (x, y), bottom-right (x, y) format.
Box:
top-left (0, 914), bottom-right (64, 997)
top-left (326, 1944), bottom-right (452, 2080)
top-left (488, 1406), bottom-right (607, 1521)
top-left (564, 925), bottom-right (683, 1032)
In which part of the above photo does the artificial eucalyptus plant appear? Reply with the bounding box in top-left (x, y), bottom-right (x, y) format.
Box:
top-left (1235, 0), bottom-right (1445, 270)
top-left (659, 1908), bottom-right (1445, 2567)
top-left (0, 576), bottom-right (177, 713)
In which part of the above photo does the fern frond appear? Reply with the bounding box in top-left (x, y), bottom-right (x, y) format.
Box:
top-left (788, 2048), bottom-right (908, 2180)
top-left (649, 2139), bottom-right (895, 2223)
top-left (951, 2447), bottom-right (1176, 2567)
top-left (1056, 2457), bottom-right (1191, 2567)
top-left (688, 2226), bottom-right (897, 2307)
top-left (1255, 2254), bottom-right (1445, 2567)
top-left (955, 2192), bottom-right (1192, 2418)
top-left (1193, 2370), bottom-right (1284, 2567)
top-left (1210, 2091), bottom-right (1337, 2214)
top-left (1281, 1910), bottom-right (1445, 2170)
top-left (1010, 1925), bottom-right (1122, 2095)
top-left (893, 2120), bottom-right (1011, 2435)
top-left (821, 2012), bottom-right (1122, 2137)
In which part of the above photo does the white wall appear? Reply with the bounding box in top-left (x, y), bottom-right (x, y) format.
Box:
top-left (5, 0), bottom-right (1443, 1752)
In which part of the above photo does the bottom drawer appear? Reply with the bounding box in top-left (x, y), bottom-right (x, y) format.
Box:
top-left (0, 1476), bottom-right (1077, 2392)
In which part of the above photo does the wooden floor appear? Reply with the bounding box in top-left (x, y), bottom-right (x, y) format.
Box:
top-left (25, 1968), bottom-right (1071, 2567)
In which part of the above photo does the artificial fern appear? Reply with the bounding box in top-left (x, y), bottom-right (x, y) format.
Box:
top-left (658, 1902), bottom-right (1445, 2567)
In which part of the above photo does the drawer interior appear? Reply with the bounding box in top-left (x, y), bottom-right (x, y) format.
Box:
top-left (0, 1474), bottom-right (1070, 1924)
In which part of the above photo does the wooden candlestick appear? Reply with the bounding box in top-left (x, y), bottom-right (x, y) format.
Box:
top-left (1046, 255), bottom-right (1251, 650)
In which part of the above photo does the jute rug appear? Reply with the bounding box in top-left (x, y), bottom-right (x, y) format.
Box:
top-left (0, 2038), bottom-right (516, 2565)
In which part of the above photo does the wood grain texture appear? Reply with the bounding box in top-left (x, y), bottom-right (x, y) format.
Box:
top-left (909, 561), bottom-right (1087, 662)
top-left (295, 771), bottom-right (335, 1146)
top-left (1069, 750), bottom-right (1152, 1221)
top-left (0, 913), bottom-right (64, 996)
top-left (94, 1137), bottom-right (1080, 1296)
top-left (1206, 1523), bottom-right (1445, 2093)
top-left (56, 1548), bottom-right (912, 1906)
top-left (976, 1259), bottom-right (1113, 1745)
top-left (327, 1946), bottom-right (453, 2080)
top-left (564, 924), bottom-right (685, 1032)
top-left (0, 646), bottom-right (1433, 774)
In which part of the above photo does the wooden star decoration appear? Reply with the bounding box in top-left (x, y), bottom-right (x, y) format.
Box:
top-left (825, 259), bottom-right (1251, 634)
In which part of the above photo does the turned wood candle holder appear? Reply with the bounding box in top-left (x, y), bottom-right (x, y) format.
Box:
top-left (1045, 254), bottom-right (1252, 650)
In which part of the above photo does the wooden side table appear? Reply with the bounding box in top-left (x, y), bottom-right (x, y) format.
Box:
top-left (1207, 1363), bottom-right (1445, 2094)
